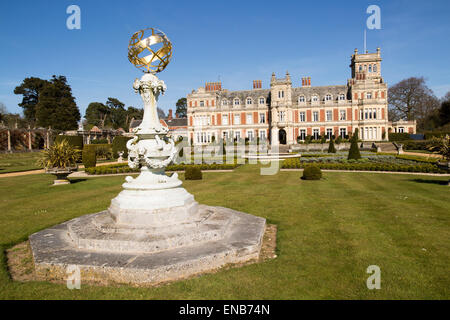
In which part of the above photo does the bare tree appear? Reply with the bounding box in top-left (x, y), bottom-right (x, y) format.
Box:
top-left (388, 77), bottom-right (440, 128)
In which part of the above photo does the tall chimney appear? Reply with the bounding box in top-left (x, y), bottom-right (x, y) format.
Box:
top-left (302, 78), bottom-right (305, 86)
top-left (308, 77), bottom-right (311, 86)
top-left (253, 80), bottom-right (262, 89)
top-left (168, 109), bottom-right (173, 120)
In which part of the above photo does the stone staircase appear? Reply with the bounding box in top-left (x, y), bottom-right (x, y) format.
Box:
top-left (376, 142), bottom-right (397, 152)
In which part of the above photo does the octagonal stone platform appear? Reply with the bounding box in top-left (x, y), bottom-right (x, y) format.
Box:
top-left (29, 205), bottom-right (266, 285)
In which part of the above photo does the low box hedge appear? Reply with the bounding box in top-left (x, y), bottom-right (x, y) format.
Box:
top-left (282, 158), bottom-right (445, 173)
top-left (85, 163), bottom-right (239, 175)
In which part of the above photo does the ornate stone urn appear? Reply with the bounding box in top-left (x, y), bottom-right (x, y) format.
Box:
top-left (46, 166), bottom-right (78, 185)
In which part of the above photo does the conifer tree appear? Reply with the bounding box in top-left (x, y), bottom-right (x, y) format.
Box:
top-left (348, 128), bottom-right (362, 160)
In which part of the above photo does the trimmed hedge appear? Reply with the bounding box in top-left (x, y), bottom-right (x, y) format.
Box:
top-left (403, 140), bottom-right (433, 151)
top-left (54, 135), bottom-right (83, 150)
top-left (84, 163), bottom-right (238, 175)
top-left (389, 133), bottom-right (411, 141)
top-left (282, 158), bottom-right (445, 173)
top-left (92, 143), bottom-right (113, 159)
top-left (423, 131), bottom-right (450, 139)
top-left (185, 166), bottom-right (202, 180)
top-left (302, 166), bottom-right (322, 180)
top-left (55, 135), bottom-right (83, 162)
top-left (91, 138), bottom-right (108, 144)
top-left (112, 136), bottom-right (132, 158)
top-left (82, 145), bottom-right (97, 168)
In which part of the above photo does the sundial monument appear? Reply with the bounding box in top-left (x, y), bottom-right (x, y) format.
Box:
top-left (29, 28), bottom-right (266, 285)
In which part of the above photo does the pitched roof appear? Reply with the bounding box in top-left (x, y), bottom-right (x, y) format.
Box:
top-left (129, 117), bottom-right (187, 129)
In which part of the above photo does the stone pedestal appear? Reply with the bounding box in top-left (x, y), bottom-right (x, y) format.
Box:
top-left (29, 72), bottom-right (266, 285)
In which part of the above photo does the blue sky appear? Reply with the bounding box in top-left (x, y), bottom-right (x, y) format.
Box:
top-left (0, 0), bottom-right (449, 118)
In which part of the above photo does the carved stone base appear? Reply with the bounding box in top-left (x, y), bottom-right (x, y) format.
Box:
top-left (29, 206), bottom-right (266, 285)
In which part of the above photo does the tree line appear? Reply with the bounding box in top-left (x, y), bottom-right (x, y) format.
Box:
top-left (2, 75), bottom-right (448, 133)
top-left (0, 76), bottom-right (168, 131)
top-left (388, 77), bottom-right (450, 132)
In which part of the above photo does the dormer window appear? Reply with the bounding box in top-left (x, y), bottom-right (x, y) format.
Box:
top-left (246, 98), bottom-right (252, 105)
top-left (312, 96), bottom-right (318, 102)
top-left (325, 94), bottom-right (332, 101)
top-left (259, 97), bottom-right (265, 104)
top-left (234, 98), bottom-right (240, 106)
top-left (222, 100), bottom-right (228, 106)
top-left (339, 94), bottom-right (345, 101)
top-left (299, 96), bottom-right (305, 103)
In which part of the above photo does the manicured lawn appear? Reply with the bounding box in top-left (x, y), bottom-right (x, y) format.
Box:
top-left (0, 152), bottom-right (42, 174)
top-left (0, 165), bottom-right (449, 299)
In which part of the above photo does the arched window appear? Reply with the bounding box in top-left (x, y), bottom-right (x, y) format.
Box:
top-left (359, 65), bottom-right (363, 72)
top-left (373, 64), bottom-right (377, 72)
top-left (246, 98), bottom-right (252, 105)
top-left (367, 92), bottom-right (372, 99)
top-left (234, 98), bottom-right (240, 106)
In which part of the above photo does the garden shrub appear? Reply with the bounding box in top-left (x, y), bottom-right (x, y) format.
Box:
top-left (82, 145), bottom-right (97, 168)
top-left (185, 166), bottom-right (202, 180)
top-left (54, 135), bottom-right (83, 162)
top-left (112, 136), bottom-right (132, 158)
top-left (348, 130), bottom-right (361, 160)
top-left (54, 135), bottom-right (83, 150)
top-left (93, 143), bottom-right (113, 160)
top-left (389, 133), bottom-right (411, 141)
top-left (302, 165), bottom-right (322, 180)
top-left (328, 138), bottom-right (337, 153)
top-left (91, 138), bottom-right (109, 144)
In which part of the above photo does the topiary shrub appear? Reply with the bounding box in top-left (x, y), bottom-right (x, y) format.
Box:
top-left (112, 136), bottom-right (132, 158)
top-left (82, 145), bottom-right (97, 168)
top-left (328, 138), bottom-right (337, 153)
top-left (348, 129), bottom-right (362, 160)
top-left (185, 166), bottom-right (202, 180)
top-left (301, 165), bottom-right (322, 180)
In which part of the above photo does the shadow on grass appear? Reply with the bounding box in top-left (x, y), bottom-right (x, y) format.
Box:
top-left (411, 178), bottom-right (449, 186)
top-left (69, 178), bottom-right (87, 184)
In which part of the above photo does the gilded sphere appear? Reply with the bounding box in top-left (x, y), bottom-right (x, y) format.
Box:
top-left (128, 28), bottom-right (172, 73)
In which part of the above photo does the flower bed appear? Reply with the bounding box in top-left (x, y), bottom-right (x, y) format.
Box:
top-left (85, 163), bottom-right (239, 175)
top-left (282, 157), bottom-right (446, 173)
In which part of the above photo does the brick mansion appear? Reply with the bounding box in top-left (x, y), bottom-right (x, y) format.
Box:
top-left (186, 48), bottom-right (416, 146)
